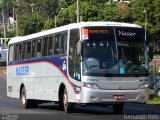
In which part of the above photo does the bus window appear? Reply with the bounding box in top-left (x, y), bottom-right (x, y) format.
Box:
top-left (61, 31), bottom-right (68, 55)
top-left (54, 34), bottom-right (60, 55)
top-left (27, 41), bottom-right (32, 59)
top-left (48, 36), bottom-right (54, 56)
top-left (69, 29), bottom-right (81, 81)
top-left (42, 37), bottom-right (48, 56)
top-left (9, 45), bottom-right (14, 62)
top-left (15, 44), bottom-right (22, 61)
top-left (32, 40), bottom-right (37, 58)
top-left (22, 42), bottom-right (27, 59)
top-left (37, 38), bottom-right (42, 57)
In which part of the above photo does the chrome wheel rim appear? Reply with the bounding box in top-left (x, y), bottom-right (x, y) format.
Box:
top-left (22, 94), bottom-right (26, 105)
top-left (63, 93), bottom-right (67, 111)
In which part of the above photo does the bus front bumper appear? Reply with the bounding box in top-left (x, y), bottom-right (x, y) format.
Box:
top-left (80, 87), bottom-right (149, 104)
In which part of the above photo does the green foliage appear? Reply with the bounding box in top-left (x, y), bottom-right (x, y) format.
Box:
top-left (33, 0), bottom-right (59, 19)
top-left (6, 30), bottom-right (16, 38)
top-left (43, 19), bottom-right (55, 30)
top-left (0, 33), bottom-right (3, 38)
top-left (0, 0), bottom-right (17, 11)
top-left (131, 0), bottom-right (160, 42)
top-left (18, 14), bottom-right (44, 35)
top-left (0, 0), bottom-right (159, 43)
top-left (148, 96), bottom-right (160, 104)
top-left (57, 1), bottom-right (131, 26)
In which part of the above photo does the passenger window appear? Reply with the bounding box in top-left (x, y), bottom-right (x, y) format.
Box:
top-left (22, 42), bottom-right (27, 59)
top-left (15, 44), bottom-right (22, 61)
top-left (32, 40), bottom-right (37, 58)
top-left (9, 45), bottom-right (14, 62)
top-left (27, 41), bottom-right (32, 59)
top-left (37, 38), bottom-right (42, 57)
top-left (64, 32), bottom-right (68, 54)
top-left (54, 34), bottom-right (60, 55)
top-left (48, 36), bottom-right (54, 56)
top-left (61, 32), bottom-right (68, 54)
top-left (42, 37), bottom-right (48, 56)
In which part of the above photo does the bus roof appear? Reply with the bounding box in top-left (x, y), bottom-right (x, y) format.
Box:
top-left (9, 22), bottom-right (142, 45)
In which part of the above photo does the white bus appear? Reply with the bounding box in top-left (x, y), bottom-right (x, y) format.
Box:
top-left (7, 22), bottom-right (150, 114)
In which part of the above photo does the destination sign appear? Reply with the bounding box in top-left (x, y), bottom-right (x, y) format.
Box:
top-left (89, 29), bottom-right (108, 34)
top-left (82, 28), bottom-right (110, 40)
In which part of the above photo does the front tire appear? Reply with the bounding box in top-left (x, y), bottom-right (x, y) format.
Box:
top-left (113, 104), bottom-right (124, 114)
top-left (63, 88), bottom-right (74, 113)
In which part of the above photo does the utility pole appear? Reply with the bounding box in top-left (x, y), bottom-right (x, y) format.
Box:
top-left (77, 0), bottom-right (80, 23)
top-left (143, 10), bottom-right (148, 68)
top-left (16, 14), bottom-right (18, 36)
top-left (13, 7), bottom-right (15, 30)
top-left (2, 11), bottom-right (6, 44)
top-left (54, 15), bottom-right (57, 27)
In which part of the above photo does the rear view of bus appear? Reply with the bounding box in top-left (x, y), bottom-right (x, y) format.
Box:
top-left (75, 23), bottom-right (150, 113)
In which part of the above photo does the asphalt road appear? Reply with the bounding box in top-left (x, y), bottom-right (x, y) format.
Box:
top-left (0, 66), bottom-right (160, 120)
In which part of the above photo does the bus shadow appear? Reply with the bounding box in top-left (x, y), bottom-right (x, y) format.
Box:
top-left (38, 104), bottom-right (116, 115)
top-left (37, 103), bottom-right (160, 115)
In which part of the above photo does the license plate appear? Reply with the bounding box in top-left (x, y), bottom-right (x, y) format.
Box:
top-left (113, 95), bottom-right (125, 100)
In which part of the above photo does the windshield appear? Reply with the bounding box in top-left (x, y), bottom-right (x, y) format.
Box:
top-left (82, 27), bottom-right (148, 76)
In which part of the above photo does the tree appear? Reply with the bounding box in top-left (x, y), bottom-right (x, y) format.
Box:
top-left (0, 0), bottom-right (17, 11)
top-left (18, 14), bottom-right (44, 35)
top-left (57, 1), bottom-right (131, 26)
top-left (0, 0), bottom-right (60, 36)
top-left (6, 30), bottom-right (16, 38)
top-left (43, 19), bottom-right (55, 30)
top-left (131, 0), bottom-right (160, 42)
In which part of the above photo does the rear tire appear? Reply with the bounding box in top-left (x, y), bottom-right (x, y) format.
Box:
top-left (113, 104), bottom-right (124, 114)
top-left (21, 87), bottom-right (38, 108)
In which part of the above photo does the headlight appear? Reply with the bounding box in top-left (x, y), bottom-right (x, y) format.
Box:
top-left (82, 83), bottom-right (99, 89)
top-left (139, 83), bottom-right (150, 89)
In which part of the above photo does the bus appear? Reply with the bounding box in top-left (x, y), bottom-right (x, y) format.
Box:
top-left (7, 22), bottom-right (150, 114)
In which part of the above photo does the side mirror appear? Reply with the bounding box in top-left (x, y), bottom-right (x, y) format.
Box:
top-left (77, 41), bottom-right (82, 56)
top-left (149, 45), bottom-right (153, 61)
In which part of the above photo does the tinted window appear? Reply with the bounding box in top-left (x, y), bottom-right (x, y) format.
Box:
top-left (26, 41), bottom-right (32, 59)
top-left (54, 34), bottom-right (60, 55)
top-left (32, 40), bottom-right (37, 58)
top-left (9, 45), bottom-right (14, 62)
top-left (37, 38), bottom-right (42, 57)
top-left (42, 37), bottom-right (48, 56)
top-left (48, 36), bottom-right (54, 56)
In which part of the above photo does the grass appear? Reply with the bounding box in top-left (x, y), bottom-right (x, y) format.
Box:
top-left (148, 96), bottom-right (160, 104)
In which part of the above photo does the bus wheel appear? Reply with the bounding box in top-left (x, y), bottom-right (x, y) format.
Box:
top-left (112, 104), bottom-right (124, 114)
top-left (21, 87), bottom-right (38, 108)
top-left (63, 88), bottom-right (74, 113)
